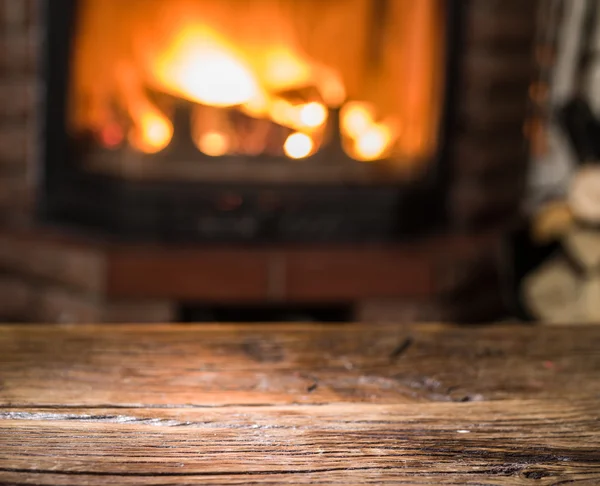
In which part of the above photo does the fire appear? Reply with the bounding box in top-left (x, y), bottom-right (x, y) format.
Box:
top-left (128, 110), bottom-right (173, 154)
top-left (266, 100), bottom-right (328, 131)
top-left (146, 27), bottom-right (261, 108)
top-left (341, 102), bottom-right (376, 140)
top-left (71, 0), bottom-right (444, 164)
top-left (284, 133), bottom-right (314, 159)
top-left (354, 122), bottom-right (397, 162)
top-left (115, 62), bottom-right (174, 154)
top-left (196, 131), bottom-right (229, 157)
top-left (99, 123), bottom-right (124, 149)
top-left (341, 102), bottom-right (399, 161)
top-left (298, 102), bottom-right (328, 129)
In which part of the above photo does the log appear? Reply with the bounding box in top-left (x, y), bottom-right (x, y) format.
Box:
top-left (568, 165), bottom-right (600, 224)
top-left (582, 276), bottom-right (600, 322)
top-left (522, 255), bottom-right (582, 322)
top-left (563, 226), bottom-right (600, 271)
top-left (532, 200), bottom-right (573, 244)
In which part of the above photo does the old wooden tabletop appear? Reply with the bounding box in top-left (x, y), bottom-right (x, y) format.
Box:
top-left (0, 323), bottom-right (599, 484)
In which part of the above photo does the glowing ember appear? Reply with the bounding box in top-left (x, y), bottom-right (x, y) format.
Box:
top-left (341, 102), bottom-right (375, 140)
top-left (128, 108), bottom-right (173, 154)
top-left (354, 123), bottom-right (394, 162)
top-left (298, 102), bottom-right (327, 129)
top-left (100, 123), bottom-right (124, 149)
top-left (197, 131), bottom-right (230, 156)
top-left (284, 132), bottom-right (313, 159)
top-left (341, 102), bottom-right (398, 161)
top-left (263, 99), bottom-right (327, 132)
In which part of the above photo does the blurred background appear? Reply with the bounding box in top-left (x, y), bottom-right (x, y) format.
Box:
top-left (0, 0), bottom-right (598, 325)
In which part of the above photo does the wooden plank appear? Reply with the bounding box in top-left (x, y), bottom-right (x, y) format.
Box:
top-left (0, 400), bottom-right (599, 484)
top-left (1, 322), bottom-right (599, 484)
top-left (1, 323), bottom-right (599, 407)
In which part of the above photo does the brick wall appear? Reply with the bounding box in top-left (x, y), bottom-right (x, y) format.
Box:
top-left (0, 2), bottom-right (179, 323)
top-left (0, 0), bottom-right (38, 227)
top-left (447, 0), bottom-right (537, 229)
top-left (0, 1), bottom-right (36, 321)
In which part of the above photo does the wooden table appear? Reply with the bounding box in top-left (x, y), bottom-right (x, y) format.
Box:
top-left (1, 323), bottom-right (599, 484)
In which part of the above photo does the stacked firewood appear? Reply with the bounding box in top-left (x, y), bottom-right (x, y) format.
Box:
top-left (523, 165), bottom-right (600, 323)
top-left (522, 0), bottom-right (600, 323)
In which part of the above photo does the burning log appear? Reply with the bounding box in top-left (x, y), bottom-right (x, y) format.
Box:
top-left (70, 0), bottom-right (443, 165)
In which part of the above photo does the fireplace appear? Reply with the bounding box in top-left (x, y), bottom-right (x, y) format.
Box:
top-left (41, 0), bottom-right (460, 242)
top-left (0, 0), bottom-right (538, 324)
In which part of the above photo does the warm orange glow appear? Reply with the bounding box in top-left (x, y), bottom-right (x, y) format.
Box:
top-left (354, 123), bottom-right (396, 162)
top-left (147, 27), bottom-right (261, 107)
top-left (71, 0), bottom-right (444, 163)
top-left (259, 47), bottom-right (313, 93)
top-left (197, 131), bottom-right (229, 156)
top-left (100, 123), bottom-right (124, 148)
top-left (284, 132), bottom-right (313, 159)
top-left (298, 102), bottom-right (327, 128)
top-left (341, 102), bottom-right (375, 140)
top-left (128, 107), bottom-right (173, 154)
top-left (317, 69), bottom-right (346, 108)
top-left (267, 100), bottom-right (328, 131)
top-left (341, 101), bottom-right (400, 161)
top-left (241, 93), bottom-right (269, 119)
top-left (269, 99), bottom-right (297, 128)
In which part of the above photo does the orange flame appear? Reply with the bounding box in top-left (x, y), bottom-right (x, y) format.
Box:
top-left (128, 107), bottom-right (173, 154)
top-left (197, 131), bottom-right (230, 156)
top-left (145, 27), bottom-right (261, 108)
top-left (284, 132), bottom-right (314, 159)
top-left (70, 0), bottom-right (444, 164)
top-left (354, 122), bottom-right (397, 162)
top-left (341, 102), bottom-right (399, 161)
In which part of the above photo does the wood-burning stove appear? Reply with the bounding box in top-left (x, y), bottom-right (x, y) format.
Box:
top-left (41, 0), bottom-right (463, 242)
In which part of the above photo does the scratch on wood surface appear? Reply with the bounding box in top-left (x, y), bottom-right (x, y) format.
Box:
top-left (389, 336), bottom-right (414, 361)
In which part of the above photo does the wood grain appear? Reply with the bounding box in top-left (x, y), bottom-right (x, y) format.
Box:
top-left (1, 323), bottom-right (600, 406)
top-left (1, 400), bottom-right (599, 484)
top-left (1, 322), bottom-right (599, 484)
